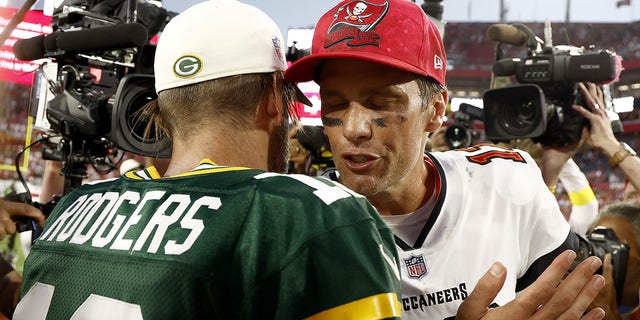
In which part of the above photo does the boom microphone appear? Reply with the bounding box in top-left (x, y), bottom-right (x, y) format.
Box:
top-left (57, 23), bottom-right (148, 52)
top-left (486, 24), bottom-right (528, 46)
top-left (492, 58), bottom-right (519, 76)
top-left (13, 34), bottom-right (45, 61)
top-left (13, 23), bottom-right (148, 61)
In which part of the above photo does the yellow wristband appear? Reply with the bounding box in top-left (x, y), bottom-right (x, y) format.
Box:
top-left (548, 185), bottom-right (557, 194)
top-left (568, 186), bottom-right (597, 206)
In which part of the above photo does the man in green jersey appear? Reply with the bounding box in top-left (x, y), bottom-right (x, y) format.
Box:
top-left (14, 1), bottom-right (402, 318)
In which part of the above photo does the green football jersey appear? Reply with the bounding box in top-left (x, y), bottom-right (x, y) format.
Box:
top-left (16, 160), bottom-right (401, 319)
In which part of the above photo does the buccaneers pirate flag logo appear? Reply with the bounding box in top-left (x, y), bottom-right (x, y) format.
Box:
top-left (324, 0), bottom-right (389, 48)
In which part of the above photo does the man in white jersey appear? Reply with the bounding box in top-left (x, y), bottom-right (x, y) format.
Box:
top-left (285, 0), bottom-right (606, 319)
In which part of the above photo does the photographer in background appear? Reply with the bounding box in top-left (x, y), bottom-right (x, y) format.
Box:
top-left (588, 201), bottom-right (640, 320)
top-left (539, 82), bottom-right (639, 221)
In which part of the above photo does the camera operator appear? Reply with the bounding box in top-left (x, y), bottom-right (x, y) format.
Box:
top-left (0, 199), bottom-right (45, 241)
top-left (572, 83), bottom-right (640, 197)
top-left (588, 201), bottom-right (640, 320)
top-left (38, 160), bottom-right (65, 205)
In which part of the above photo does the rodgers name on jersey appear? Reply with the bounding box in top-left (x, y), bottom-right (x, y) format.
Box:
top-left (37, 190), bottom-right (218, 255)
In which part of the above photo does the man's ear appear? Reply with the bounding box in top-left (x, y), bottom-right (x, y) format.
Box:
top-left (258, 74), bottom-right (285, 128)
top-left (425, 89), bottom-right (448, 132)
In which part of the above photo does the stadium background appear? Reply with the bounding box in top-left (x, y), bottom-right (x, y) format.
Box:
top-left (0, 3), bottom-right (639, 216)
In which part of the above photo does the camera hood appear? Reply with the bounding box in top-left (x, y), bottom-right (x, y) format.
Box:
top-left (110, 74), bottom-right (172, 158)
top-left (483, 84), bottom-right (548, 141)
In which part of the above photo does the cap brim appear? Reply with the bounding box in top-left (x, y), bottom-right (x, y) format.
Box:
top-left (293, 84), bottom-right (312, 106)
top-left (284, 51), bottom-right (429, 84)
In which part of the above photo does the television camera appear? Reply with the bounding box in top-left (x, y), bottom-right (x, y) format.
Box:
top-left (11, 0), bottom-right (173, 236)
top-left (14, 0), bottom-right (172, 189)
top-left (482, 21), bottom-right (622, 147)
top-left (443, 103), bottom-right (484, 149)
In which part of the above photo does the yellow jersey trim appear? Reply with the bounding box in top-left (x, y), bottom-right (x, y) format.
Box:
top-left (123, 159), bottom-right (250, 180)
top-left (305, 293), bottom-right (401, 320)
top-left (172, 166), bottom-right (251, 178)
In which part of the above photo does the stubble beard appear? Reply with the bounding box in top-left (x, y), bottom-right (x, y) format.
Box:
top-left (268, 116), bottom-right (290, 173)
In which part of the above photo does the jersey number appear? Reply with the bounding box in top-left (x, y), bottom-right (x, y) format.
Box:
top-left (462, 146), bottom-right (526, 165)
top-left (255, 172), bottom-right (361, 205)
top-left (14, 282), bottom-right (143, 320)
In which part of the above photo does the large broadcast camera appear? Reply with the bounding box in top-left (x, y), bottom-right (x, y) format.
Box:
top-left (13, 0), bottom-right (172, 193)
top-left (11, 0), bottom-right (173, 237)
top-left (482, 21), bottom-right (622, 147)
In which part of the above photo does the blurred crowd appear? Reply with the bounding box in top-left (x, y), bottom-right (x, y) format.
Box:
top-left (444, 21), bottom-right (640, 71)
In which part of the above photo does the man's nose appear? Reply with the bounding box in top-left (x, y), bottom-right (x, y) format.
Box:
top-left (342, 103), bottom-right (373, 143)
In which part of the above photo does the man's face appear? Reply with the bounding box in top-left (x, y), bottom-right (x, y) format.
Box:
top-left (593, 216), bottom-right (640, 307)
top-left (318, 59), bottom-right (443, 198)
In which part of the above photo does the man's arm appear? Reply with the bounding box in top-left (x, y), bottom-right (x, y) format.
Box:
top-left (0, 198), bottom-right (45, 239)
top-left (0, 257), bottom-right (21, 319)
top-left (458, 250), bottom-right (605, 320)
top-left (573, 82), bottom-right (640, 194)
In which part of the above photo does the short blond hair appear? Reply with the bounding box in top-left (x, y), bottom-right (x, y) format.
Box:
top-left (139, 71), bottom-right (297, 142)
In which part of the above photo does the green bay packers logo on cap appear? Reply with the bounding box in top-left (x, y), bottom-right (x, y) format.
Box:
top-left (173, 55), bottom-right (203, 78)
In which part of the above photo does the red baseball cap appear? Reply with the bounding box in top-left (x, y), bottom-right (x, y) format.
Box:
top-left (284, 0), bottom-right (447, 86)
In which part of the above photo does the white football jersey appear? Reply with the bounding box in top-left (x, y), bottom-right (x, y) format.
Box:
top-left (383, 145), bottom-right (572, 320)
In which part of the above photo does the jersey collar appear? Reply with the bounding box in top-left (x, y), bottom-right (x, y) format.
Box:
top-left (123, 159), bottom-right (251, 180)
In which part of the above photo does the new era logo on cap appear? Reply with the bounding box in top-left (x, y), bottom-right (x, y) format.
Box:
top-left (434, 55), bottom-right (443, 70)
top-left (284, 0), bottom-right (447, 87)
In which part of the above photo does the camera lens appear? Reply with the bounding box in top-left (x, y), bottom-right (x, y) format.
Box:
top-left (500, 100), bottom-right (542, 136)
top-left (445, 125), bottom-right (471, 149)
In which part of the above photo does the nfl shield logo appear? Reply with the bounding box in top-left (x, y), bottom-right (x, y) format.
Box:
top-left (404, 255), bottom-right (427, 279)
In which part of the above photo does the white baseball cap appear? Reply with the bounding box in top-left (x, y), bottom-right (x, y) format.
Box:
top-left (154, 0), bottom-right (311, 105)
